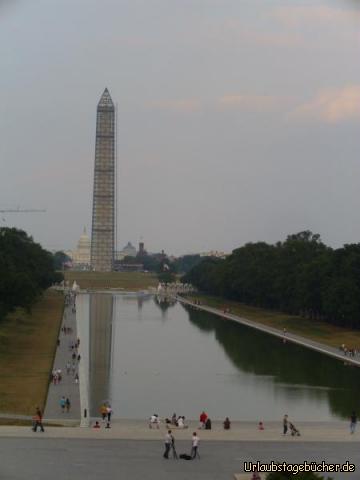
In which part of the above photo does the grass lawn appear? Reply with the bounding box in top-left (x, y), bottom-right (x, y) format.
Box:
top-left (64, 271), bottom-right (158, 290)
top-left (0, 290), bottom-right (63, 415)
top-left (190, 294), bottom-right (360, 349)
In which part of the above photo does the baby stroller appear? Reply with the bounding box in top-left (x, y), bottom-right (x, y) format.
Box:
top-left (289, 422), bottom-right (300, 436)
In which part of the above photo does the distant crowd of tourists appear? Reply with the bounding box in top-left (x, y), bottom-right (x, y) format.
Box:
top-left (55, 292), bottom-right (79, 414)
top-left (340, 344), bottom-right (359, 357)
top-left (148, 410), bottom-right (231, 431)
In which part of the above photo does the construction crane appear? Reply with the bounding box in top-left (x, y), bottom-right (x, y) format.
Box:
top-left (0, 208), bottom-right (46, 223)
top-left (0, 208), bottom-right (46, 213)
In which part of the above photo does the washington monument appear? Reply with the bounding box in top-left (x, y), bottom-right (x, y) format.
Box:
top-left (90, 88), bottom-right (116, 272)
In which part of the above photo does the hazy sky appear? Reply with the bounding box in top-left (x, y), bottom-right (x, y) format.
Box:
top-left (0, 0), bottom-right (359, 255)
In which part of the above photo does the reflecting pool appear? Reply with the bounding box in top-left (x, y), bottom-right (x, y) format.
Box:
top-left (77, 293), bottom-right (360, 421)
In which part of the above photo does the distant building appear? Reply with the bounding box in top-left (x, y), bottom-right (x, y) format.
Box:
top-left (199, 250), bottom-right (228, 259)
top-left (138, 241), bottom-right (145, 256)
top-left (67, 228), bottom-right (91, 269)
top-left (120, 241), bottom-right (137, 258)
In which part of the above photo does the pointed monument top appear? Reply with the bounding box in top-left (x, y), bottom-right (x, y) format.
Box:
top-left (98, 88), bottom-right (114, 108)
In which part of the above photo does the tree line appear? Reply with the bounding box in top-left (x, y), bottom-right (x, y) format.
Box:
top-left (0, 228), bottom-right (62, 319)
top-left (183, 231), bottom-right (360, 329)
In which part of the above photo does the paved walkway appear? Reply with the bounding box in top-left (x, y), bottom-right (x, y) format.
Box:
top-left (0, 438), bottom-right (357, 480)
top-left (0, 419), bottom-right (357, 442)
top-left (43, 296), bottom-right (80, 421)
top-left (177, 297), bottom-right (360, 367)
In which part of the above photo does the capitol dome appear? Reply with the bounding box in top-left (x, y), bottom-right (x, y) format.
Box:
top-left (71, 227), bottom-right (91, 267)
top-left (77, 227), bottom-right (91, 250)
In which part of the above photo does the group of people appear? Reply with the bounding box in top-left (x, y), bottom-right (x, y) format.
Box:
top-left (199, 411), bottom-right (212, 430)
top-left (100, 403), bottom-right (113, 423)
top-left (64, 295), bottom-right (80, 383)
top-left (151, 411), bottom-right (232, 432)
top-left (93, 420), bottom-right (112, 429)
top-left (55, 293), bottom-right (79, 416)
top-left (92, 403), bottom-right (113, 429)
top-left (222, 307), bottom-right (232, 314)
top-left (59, 396), bottom-right (71, 413)
top-left (165, 413), bottom-right (188, 429)
top-left (163, 430), bottom-right (200, 460)
top-left (340, 344), bottom-right (359, 357)
top-left (51, 368), bottom-right (63, 385)
top-left (61, 325), bottom-right (73, 335)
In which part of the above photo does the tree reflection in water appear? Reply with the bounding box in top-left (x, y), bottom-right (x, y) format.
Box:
top-left (185, 305), bottom-right (360, 419)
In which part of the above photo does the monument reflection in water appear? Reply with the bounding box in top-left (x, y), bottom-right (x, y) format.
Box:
top-left (81, 293), bottom-right (360, 420)
top-left (75, 293), bottom-right (115, 416)
top-left (89, 294), bottom-right (113, 414)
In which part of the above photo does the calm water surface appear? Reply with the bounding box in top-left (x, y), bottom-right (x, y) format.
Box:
top-left (78, 293), bottom-right (360, 421)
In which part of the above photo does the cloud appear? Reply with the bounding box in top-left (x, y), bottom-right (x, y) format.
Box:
top-left (146, 99), bottom-right (201, 113)
top-left (213, 19), bottom-right (304, 48)
top-left (294, 86), bottom-right (360, 123)
top-left (146, 94), bottom-right (291, 115)
top-left (273, 5), bottom-right (360, 26)
top-left (218, 94), bottom-right (291, 112)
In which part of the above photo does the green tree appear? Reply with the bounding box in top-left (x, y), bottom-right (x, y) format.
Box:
top-left (53, 251), bottom-right (71, 270)
top-left (0, 227), bottom-right (62, 319)
top-left (183, 231), bottom-right (360, 329)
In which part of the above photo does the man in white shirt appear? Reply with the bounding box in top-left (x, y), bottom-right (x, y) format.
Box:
top-left (149, 414), bottom-right (160, 429)
top-left (163, 430), bottom-right (172, 459)
top-left (191, 432), bottom-right (200, 459)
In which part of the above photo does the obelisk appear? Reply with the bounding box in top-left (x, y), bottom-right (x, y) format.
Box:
top-left (90, 88), bottom-right (115, 272)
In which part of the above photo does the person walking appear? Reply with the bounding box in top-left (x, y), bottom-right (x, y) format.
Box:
top-left (163, 430), bottom-right (172, 459)
top-left (100, 403), bottom-right (107, 421)
top-left (65, 397), bottom-right (71, 413)
top-left (283, 414), bottom-right (288, 435)
top-left (32, 409), bottom-right (44, 432)
top-left (107, 405), bottom-right (113, 423)
top-left (191, 432), bottom-right (200, 459)
top-left (59, 396), bottom-right (66, 413)
top-left (350, 411), bottom-right (357, 434)
top-left (170, 432), bottom-right (178, 459)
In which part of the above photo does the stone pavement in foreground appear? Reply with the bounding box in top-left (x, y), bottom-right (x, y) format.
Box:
top-left (0, 438), bottom-right (358, 480)
top-left (43, 298), bottom-right (80, 421)
top-left (0, 419), bottom-right (358, 442)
